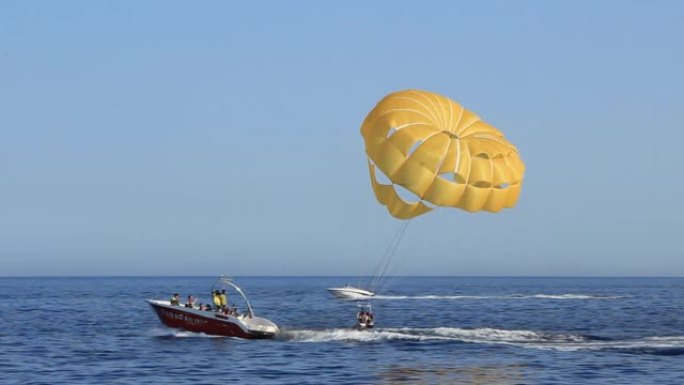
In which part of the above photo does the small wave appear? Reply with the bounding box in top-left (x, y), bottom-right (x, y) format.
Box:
top-left (373, 294), bottom-right (620, 301)
top-left (279, 327), bottom-right (684, 355)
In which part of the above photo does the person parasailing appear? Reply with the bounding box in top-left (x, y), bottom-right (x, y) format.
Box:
top-left (356, 303), bottom-right (375, 329)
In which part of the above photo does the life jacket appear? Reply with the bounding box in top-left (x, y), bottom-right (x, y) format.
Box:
top-left (219, 294), bottom-right (227, 306)
top-left (212, 293), bottom-right (221, 306)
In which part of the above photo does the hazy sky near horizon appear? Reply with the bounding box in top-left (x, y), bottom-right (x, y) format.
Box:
top-left (1, 1), bottom-right (683, 276)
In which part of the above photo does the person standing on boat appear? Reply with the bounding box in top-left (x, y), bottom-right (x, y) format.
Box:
top-left (212, 290), bottom-right (221, 310)
top-left (219, 289), bottom-right (228, 310)
top-left (170, 293), bottom-right (180, 306)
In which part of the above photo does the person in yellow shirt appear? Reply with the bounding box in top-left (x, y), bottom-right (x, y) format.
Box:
top-left (219, 289), bottom-right (228, 310)
top-left (212, 290), bottom-right (221, 310)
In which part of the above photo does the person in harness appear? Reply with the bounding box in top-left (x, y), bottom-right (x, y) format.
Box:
top-left (356, 304), bottom-right (374, 329)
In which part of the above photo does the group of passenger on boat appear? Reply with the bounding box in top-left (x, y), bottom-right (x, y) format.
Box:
top-left (169, 290), bottom-right (242, 317)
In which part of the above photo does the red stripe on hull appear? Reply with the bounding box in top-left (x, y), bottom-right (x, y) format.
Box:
top-left (149, 303), bottom-right (271, 339)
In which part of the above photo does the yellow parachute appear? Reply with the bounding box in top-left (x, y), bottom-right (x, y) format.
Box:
top-left (361, 90), bottom-right (525, 219)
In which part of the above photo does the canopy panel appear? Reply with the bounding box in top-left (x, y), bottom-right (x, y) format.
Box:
top-left (361, 90), bottom-right (525, 219)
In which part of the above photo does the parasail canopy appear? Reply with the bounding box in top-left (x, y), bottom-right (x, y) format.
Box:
top-left (361, 90), bottom-right (525, 219)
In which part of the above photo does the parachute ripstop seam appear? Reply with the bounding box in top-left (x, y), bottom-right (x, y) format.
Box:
top-left (398, 93), bottom-right (440, 126)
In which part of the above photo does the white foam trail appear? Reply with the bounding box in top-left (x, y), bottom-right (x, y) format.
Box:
top-left (280, 327), bottom-right (684, 353)
top-left (528, 294), bottom-right (614, 300)
top-left (374, 295), bottom-right (502, 300)
top-left (283, 328), bottom-right (429, 342)
top-left (525, 336), bottom-right (684, 352)
top-left (373, 294), bottom-right (621, 300)
top-left (281, 327), bottom-right (581, 344)
top-left (148, 327), bottom-right (222, 338)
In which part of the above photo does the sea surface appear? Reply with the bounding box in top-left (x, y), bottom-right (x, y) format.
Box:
top-left (1, 276), bottom-right (683, 384)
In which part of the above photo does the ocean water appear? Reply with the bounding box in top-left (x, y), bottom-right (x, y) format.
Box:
top-left (1, 276), bottom-right (683, 384)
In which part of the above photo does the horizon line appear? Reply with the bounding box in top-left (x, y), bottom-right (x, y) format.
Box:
top-left (1, 275), bottom-right (683, 279)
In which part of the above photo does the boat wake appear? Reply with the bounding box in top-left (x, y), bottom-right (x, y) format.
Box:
top-left (524, 294), bottom-right (620, 300)
top-left (148, 326), bottom-right (684, 355)
top-left (148, 327), bottom-right (223, 338)
top-left (278, 327), bottom-right (684, 355)
top-left (373, 293), bottom-right (621, 300)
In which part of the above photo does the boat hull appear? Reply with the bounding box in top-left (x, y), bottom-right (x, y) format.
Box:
top-left (148, 301), bottom-right (276, 339)
top-left (327, 287), bottom-right (375, 299)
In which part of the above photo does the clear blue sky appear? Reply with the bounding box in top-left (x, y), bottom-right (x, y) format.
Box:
top-left (1, 1), bottom-right (682, 276)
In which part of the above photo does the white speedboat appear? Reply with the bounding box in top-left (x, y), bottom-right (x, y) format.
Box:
top-left (327, 285), bottom-right (375, 299)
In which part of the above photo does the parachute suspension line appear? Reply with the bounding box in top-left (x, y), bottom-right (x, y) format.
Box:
top-left (366, 221), bottom-right (405, 289)
top-left (367, 220), bottom-right (407, 290)
top-left (376, 261), bottom-right (410, 296)
top-left (377, 219), bottom-right (411, 288)
top-left (373, 219), bottom-right (411, 291)
top-left (369, 219), bottom-right (412, 292)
